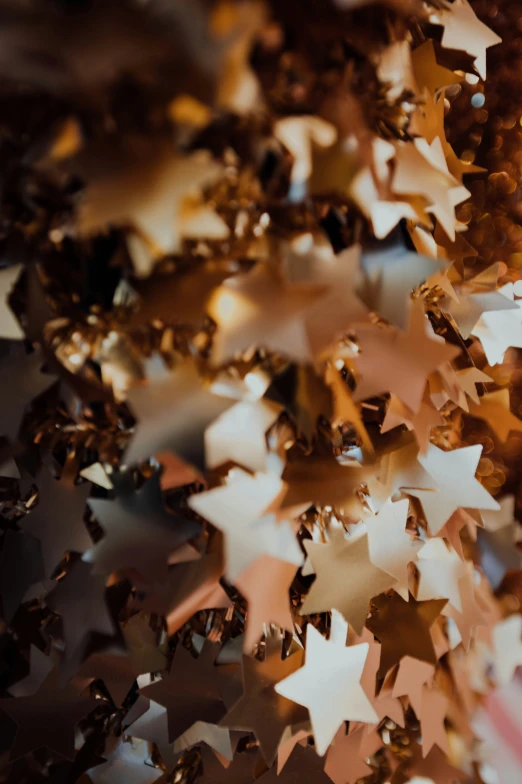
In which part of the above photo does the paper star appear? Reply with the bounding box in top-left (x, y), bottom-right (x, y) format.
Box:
top-left (85, 470), bottom-right (199, 579)
top-left (355, 628), bottom-right (405, 728)
top-left (471, 283), bottom-right (522, 366)
top-left (125, 360), bottom-right (233, 470)
top-left (468, 389), bottom-right (522, 442)
top-left (205, 399), bottom-right (281, 472)
top-left (411, 39), bottom-right (462, 95)
top-left (0, 651), bottom-right (98, 760)
top-left (409, 746), bottom-right (468, 784)
top-left (381, 391), bottom-right (444, 453)
top-left (198, 745), bottom-right (257, 784)
top-left (188, 471), bottom-right (303, 583)
top-left (132, 549), bottom-right (232, 637)
top-left (0, 265), bottom-right (23, 339)
top-left (21, 464), bottom-right (92, 578)
top-left (354, 299), bottom-right (460, 414)
top-left (220, 643), bottom-right (306, 764)
top-left (416, 539), bottom-right (467, 612)
top-left (275, 625), bottom-right (378, 755)
top-left (391, 656), bottom-right (435, 717)
top-left (358, 240), bottom-right (444, 330)
top-left (324, 726), bottom-right (373, 784)
top-left (301, 531), bottom-right (396, 634)
top-left (443, 565), bottom-right (487, 650)
top-left (437, 0), bottom-right (501, 79)
top-left (234, 554), bottom-right (299, 651)
top-left (139, 642), bottom-right (226, 743)
top-left (126, 699), bottom-right (178, 772)
top-left (405, 443), bottom-right (500, 534)
top-left (47, 559), bottom-right (117, 675)
top-left (419, 687), bottom-right (449, 757)
top-left (456, 367), bottom-right (492, 406)
top-left (366, 499), bottom-right (421, 600)
top-left (440, 263), bottom-right (517, 339)
top-left (491, 615), bottom-right (522, 686)
top-left (366, 592), bottom-right (447, 677)
top-left (274, 116), bottom-right (337, 195)
top-left (79, 146), bottom-right (229, 263)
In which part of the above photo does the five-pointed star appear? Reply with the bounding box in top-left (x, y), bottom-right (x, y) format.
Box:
top-left (205, 399), bottom-right (281, 473)
top-left (491, 615), bottom-right (522, 686)
top-left (419, 687), bottom-right (449, 757)
top-left (366, 592), bottom-right (447, 677)
top-left (21, 465), bottom-right (92, 578)
top-left (405, 443), bottom-right (500, 534)
top-left (437, 0), bottom-right (501, 79)
top-left (353, 299), bottom-right (460, 414)
top-left (220, 644), bottom-right (306, 764)
top-left (416, 538), bottom-right (467, 612)
top-left (324, 726), bottom-right (373, 784)
top-left (468, 389), bottom-right (522, 442)
top-left (366, 498), bottom-right (421, 600)
top-left (456, 366), bottom-right (492, 406)
top-left (125, 361), bottom-right (233, 470)
top-left (381, 390), bottom-right (444, 453)
top-left (207, 262), bottom-right (327, 366)
top-left (47, 558), bottom-right (116, 674)
top-left (139, 642), bottom-right (226, 743)
top-left (472, 283), bottom-right (522, 366)
top-left (440, 263), bottom-right (517, 339)
top-left (443, 565), bottom-right (487, 650)
top-left (85, 470), bottom-right (200, 579)
top-left (391, 656), bottom-right (435, 717)
top-left (79, 146), bottom-right (228, 261)
top-left (411, 39), bottom-right (462, 95)
top-left (188, 471), bottom-right (303, 582)
top-left (301, 530), bottom-right (396, 634)
top-left (0, 655), bottom-right (98, 760)
top-left (355, 628), bottom-right (404, 728)
top-left (83, 738), bottom-right (165, 784)
top-left (234, 554), bottom-right (299, 651)
top-left (133, 549), bottom-right (232, 637)
top-left (358, 240), bottom-right (444, 330)
top-left (0, 264), bottom-right (23, 339)
top-left (275, 624), bottom-right (378, 756)
top-left (274, 116), bottom-right (337, 193)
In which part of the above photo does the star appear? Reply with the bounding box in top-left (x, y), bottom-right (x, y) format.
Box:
top-left (405, 443), bottom-right (500, 534)
top-left (416, 538), bottom-right (467, 612)
top-left (381, 391), bottom-right (444, 453)
top-left (456, 366), bottom-right (492, 406)
top-left (301, 530), bottom-right (396, 634)
top-left (391, 656), bottom-right (435, 717)
top-left (408, 745), bottom-right (468, 783)
top-left (419, 687), bottom-right (449, 757)
top-left (139, 641), bottom-right (226, 744)
top-left (358, 240), bottom-right (444, 330)
top-left (125, 360), bottom-right (233, 471)
top-left (0, 265), bottom-right (23, 339)
top-left (261, 745), bottom-right (332, 784)
top-left (220, 643), bottom-right (306, 764)
top-left (126, 699), bottom-right (178, 772)
top-left (366, 498), bottom-right (421, 600)
top-left (132, 549), bottom-right (232, 637)
top-left (84, 470), bottom-right (200, 580)
top-left (354, 299), bottom-right (460, 414)
top-left (355, 628), bottom-right (404, 728)
top-left (472, 283), bottom-right (522, 366)
top-left (324, 726), bottom-right (373, 784)
top-left (411, 39), bottom-right (463, 95)
top-left (275, 624), bottom-right (378, 756)
top-left (468, 389), bottom-right (522, 442)
top-left (47, 559), bottom-right (117, 676)
top-left (366, 592), bottom-right (447, 677)
top-left (437, 0), bottom-right (501, 79)
top-left (198, 744), bottom-right (258, 784)
top-left (188, 471), bottom-right (303, 583)
top-left (274, 116), bottom-right (337, 195)
top-left (205, 399), bottom-right (281, 473)
top-left (234, 555), bottom-right (299, 651)
top-left (443, 565), bottom-right (487, 650)
top-left (21, 463), bottom-right (92, 578)
top-left (78, 145), bottom-right (229, 264)
top-left (491, 615), bottom-right (522, 686)
top-left (440, 263), bottom-right (517, 339)
top-left (0, 652), bottom-right (98, 760)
